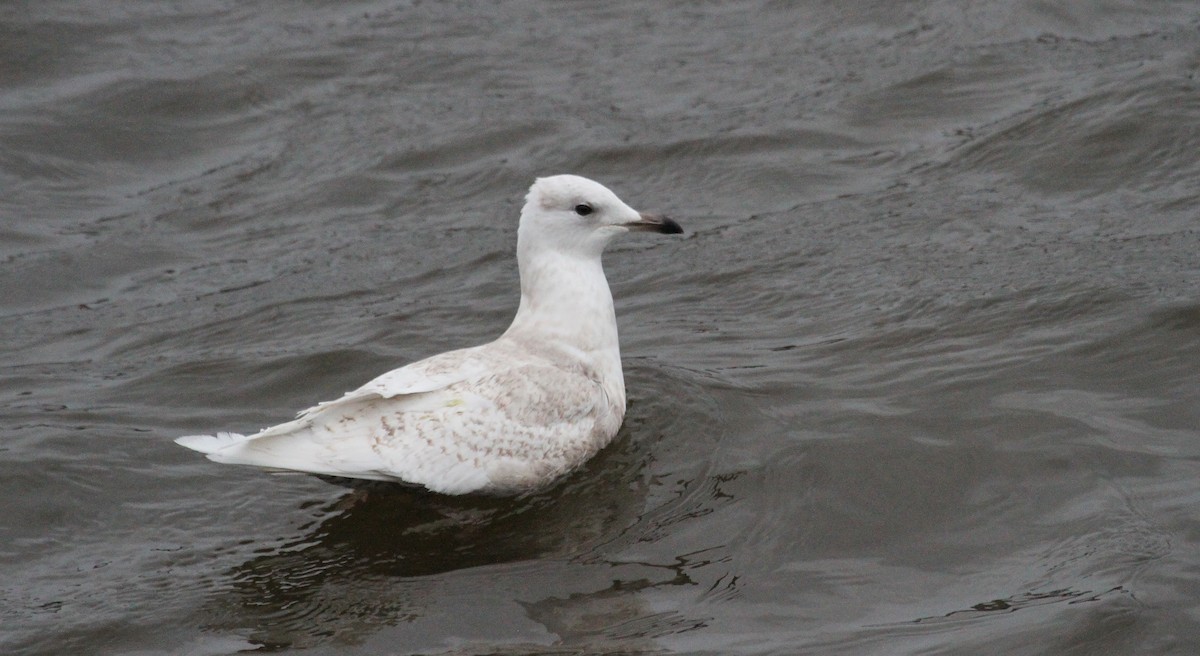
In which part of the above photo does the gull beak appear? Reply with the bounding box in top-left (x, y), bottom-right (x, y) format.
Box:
top-left (625, 212), bottom-right (683, 234)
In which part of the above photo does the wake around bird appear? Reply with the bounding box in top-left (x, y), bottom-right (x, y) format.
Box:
top-left (175, 175), bottom-right (683, 495)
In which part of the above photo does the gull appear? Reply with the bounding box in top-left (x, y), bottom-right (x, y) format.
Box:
top-left (175, 175), bottom-right (683, 495)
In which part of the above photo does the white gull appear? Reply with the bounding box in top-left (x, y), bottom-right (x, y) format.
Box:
top-left (175, 174), bottom-right (682, 495)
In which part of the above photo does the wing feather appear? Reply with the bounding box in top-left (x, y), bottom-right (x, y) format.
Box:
top-left (176, 341), bottom-right (620, 494)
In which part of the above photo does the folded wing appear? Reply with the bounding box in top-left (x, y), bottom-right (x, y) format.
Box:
top-left (175, 344), bottom-right (615, 494)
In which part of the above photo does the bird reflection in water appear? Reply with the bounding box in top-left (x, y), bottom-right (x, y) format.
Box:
top-left (194, 431), bottom-right (719, 651)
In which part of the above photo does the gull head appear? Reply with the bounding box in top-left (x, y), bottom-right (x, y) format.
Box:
top-left (518, 175), bottom-right (682, 260)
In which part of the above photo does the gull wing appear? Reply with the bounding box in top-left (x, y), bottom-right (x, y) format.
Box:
top-left (280, 345), bottom-right (494, 433)
top-left (175, 345), bottom-right (492, 470)
top-left (176, 349), bottom-right (613, 495)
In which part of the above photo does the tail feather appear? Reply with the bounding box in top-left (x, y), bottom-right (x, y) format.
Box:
top-left (175, 432), bottom-right (251, 455)
top-left (175, 427), bottom-right (393, 480)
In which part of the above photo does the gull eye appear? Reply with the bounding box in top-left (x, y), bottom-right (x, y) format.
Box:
top-left (573, 203), bottom-right (593, 216)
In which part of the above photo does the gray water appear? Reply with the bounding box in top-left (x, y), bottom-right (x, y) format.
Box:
top-left (3, 2), bottom-right (1200, 654)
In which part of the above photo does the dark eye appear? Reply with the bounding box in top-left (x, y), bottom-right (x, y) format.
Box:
top-left (573, 203), bottom-right (593, 216)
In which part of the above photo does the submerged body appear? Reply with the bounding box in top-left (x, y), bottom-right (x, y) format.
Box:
top-left (176, 175), bottom-right (682, 495)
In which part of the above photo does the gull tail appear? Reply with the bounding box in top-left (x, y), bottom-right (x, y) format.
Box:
top-left (175, 430), bottom-right (315, 469)
top-left (174, 427), bottom-right (395, 482)
top-left (175, 432), bottom-right (253, 456)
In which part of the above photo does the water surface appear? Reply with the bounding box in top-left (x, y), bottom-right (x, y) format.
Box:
top-left (3, 2), bottom-right (1200, 654)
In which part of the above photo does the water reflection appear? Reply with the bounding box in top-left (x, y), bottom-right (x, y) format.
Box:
top-left (202, 461), bottom-right (640, 647)
top-left (520, 574), bottom-right (708, 652)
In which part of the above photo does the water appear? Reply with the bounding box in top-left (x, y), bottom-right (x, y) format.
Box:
top-left (3, 1), bottom-right (1199, 654)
